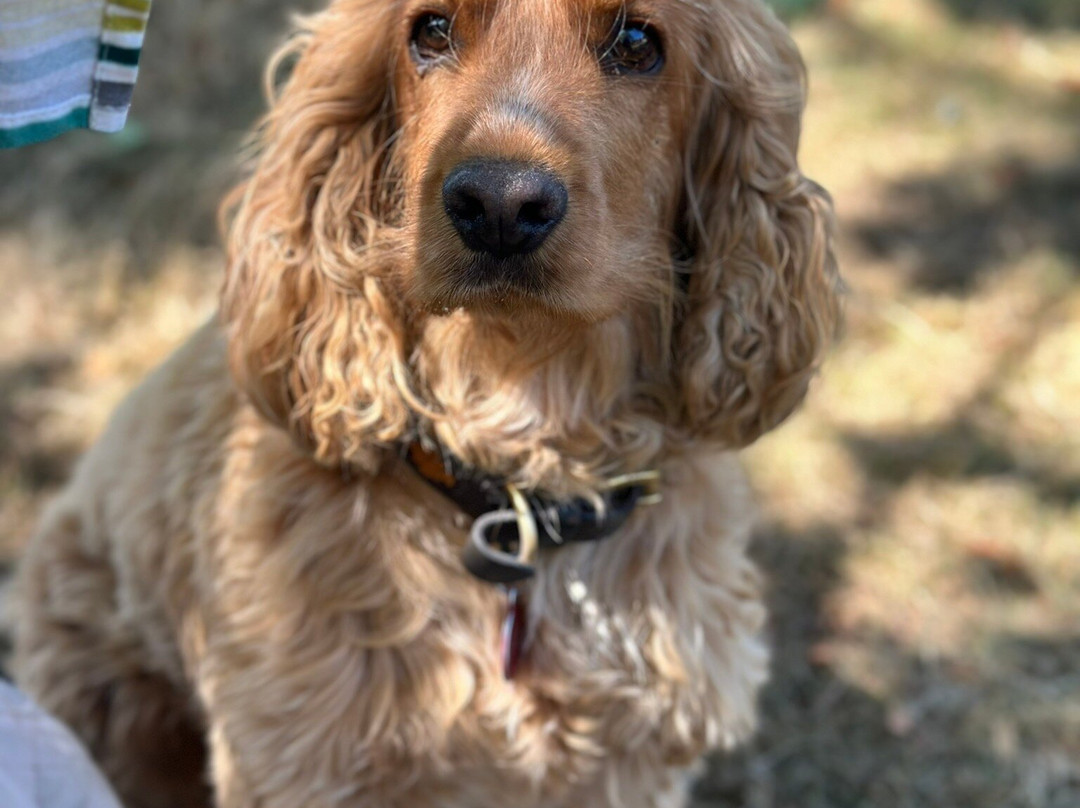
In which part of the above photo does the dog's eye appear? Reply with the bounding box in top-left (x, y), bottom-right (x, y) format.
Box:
top-left (601, 21), bottom-right (663, 76)
top-left (411, 13), bottom-right (454, 66)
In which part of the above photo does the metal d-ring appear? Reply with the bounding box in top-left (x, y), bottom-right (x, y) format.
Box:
top-left (461, 485), bottom-right (540, 584)
top-left (504, 483), bottom-right (539, 561)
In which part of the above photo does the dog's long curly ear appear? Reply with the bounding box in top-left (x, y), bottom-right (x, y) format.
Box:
top-left (676, 3), bottom-right (841, 447)
top-left (221, 1), bottom-right (411, 470)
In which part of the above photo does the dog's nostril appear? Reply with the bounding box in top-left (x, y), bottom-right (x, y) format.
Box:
top-left (517, 201), bottom-right (548, 227)
top-left (442, 160), bottom-right (568, 258)
top-left (453, 193), bottom-right (486, 223)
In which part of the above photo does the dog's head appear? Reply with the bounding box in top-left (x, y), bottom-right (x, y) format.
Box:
top-left (222, 0), bottom-right (840, 472)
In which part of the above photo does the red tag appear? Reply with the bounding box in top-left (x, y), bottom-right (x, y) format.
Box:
top-left (500, 588), bottom-right (527, 679)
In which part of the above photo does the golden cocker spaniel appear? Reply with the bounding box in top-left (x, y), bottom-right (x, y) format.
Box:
top-left (12, 0), bottom-right (841, 806)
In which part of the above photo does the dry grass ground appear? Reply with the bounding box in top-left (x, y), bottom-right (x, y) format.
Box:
top-left (1, 1), bottom-right (1078, 805)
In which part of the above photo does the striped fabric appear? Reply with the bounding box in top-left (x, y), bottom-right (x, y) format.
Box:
top-left (0, 0), bottom-right (152, 148)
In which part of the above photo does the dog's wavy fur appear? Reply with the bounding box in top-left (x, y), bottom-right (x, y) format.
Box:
top-left (12, 1), bottom-right (840, 806)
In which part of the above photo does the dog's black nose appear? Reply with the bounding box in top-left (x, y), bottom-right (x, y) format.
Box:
top-left (443, 160), bottom-right (568, 258)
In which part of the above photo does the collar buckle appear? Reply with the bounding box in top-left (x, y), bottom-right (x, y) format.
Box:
top-left (462, 483), bottom-right (540, 584)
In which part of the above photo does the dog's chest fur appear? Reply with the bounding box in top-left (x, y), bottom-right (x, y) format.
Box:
top-left (193, 447), bottom-right (755, 800)
top-left (77, 327), bottom-right (766, 807)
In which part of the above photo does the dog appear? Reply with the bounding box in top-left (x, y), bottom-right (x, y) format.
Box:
top-left (11, 1), bottom-right (840, 806)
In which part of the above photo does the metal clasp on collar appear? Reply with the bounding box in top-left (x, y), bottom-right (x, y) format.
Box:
top-left (600, 469), bottom-right (663, 507)
top-left (463, 472), bottom-right (662, 585)
top-left (463, 484), bottom-right (539, 584)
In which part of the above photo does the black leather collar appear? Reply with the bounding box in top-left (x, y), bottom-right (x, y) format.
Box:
top-left (405, 442), bottom-right (660, 584)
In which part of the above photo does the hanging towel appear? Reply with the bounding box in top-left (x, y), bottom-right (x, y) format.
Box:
top-left (0, 0), bottom-right (151, 148)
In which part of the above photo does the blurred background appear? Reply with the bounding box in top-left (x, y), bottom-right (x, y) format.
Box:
top-left (0, 0), bottom-right (1078, 805)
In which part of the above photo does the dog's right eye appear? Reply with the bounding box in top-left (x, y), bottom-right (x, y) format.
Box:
top-left (411, 13), bottom-right (453, 67)
top-left (600, 20), bottom-right (664, 76)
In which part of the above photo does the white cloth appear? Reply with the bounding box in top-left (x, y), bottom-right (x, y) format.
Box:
top-left (0, 680), bottom-right (122, 808)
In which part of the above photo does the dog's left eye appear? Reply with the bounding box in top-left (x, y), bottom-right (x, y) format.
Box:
top-left (601, 21), bottom-right (664, 76)
top-left (411, 13), bottom-right (454, 67)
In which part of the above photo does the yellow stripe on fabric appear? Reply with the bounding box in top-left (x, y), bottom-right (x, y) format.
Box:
top-left (103, 14), bottom-right (145, 33)
top-left (109, 0), bottom-right (151, 13)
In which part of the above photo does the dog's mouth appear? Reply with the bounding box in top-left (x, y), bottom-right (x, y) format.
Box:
top-left (458, 252), bottom-right (552, 296)
top-left (413, 252), bottom-right (563, 315)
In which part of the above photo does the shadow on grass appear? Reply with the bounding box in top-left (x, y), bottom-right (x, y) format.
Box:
top-left (0, 355), bottom-right (82, 493)
top-left (695, 527), bottom-right (946, 806)
top-left (0, 124), bottom-right (237, 281)
top-left (840, 418), bottom-right (1080, 508)
top-left (939, 0), bottom-right (1080, 30)
top-left (0, 355), bottom-right (83, 679)
top-left (853, 149), bottom-right (1080, 293)
top-left (992, 633), bottom-right (1080, 679)
top-left (694, 523), bottom-right (1080, 807)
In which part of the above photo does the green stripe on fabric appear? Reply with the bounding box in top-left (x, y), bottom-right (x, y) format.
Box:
top-left (110, 0), bottom-right (152, 12)
top-left (0, 106), bottom-right (89, 148)
top-left (103, 14), bottom-right (146, 33)
top-left (98, 43), bottom-right (141, 67)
